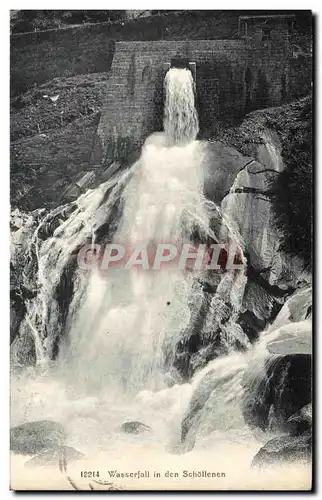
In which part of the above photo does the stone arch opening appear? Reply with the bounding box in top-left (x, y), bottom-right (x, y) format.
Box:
top-left (141, 65), bottom-right (152, 83)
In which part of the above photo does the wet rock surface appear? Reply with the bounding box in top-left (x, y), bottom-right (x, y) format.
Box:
top-left (242, 353), bottom-right (311, 432)
top-left (252, 433), bottom-right (311, 468)
top-left (10, 333), bottom-right (37, 367)
top-left (120, 421), bottom-right (152, 434)
top-left (11, 420), bottom-right (66, 455)
top-left (270, 286), bottom-right (312, 331)
top-left (266, 321), bottom-right (311, 356)
top-left (180, 355), bottom-right (246, 448)
top-left (202, 141), bottom-right (250, 204)
top-left (180, 369), bottom-right (216, 446)
top-left (10, 96), bottom-right (312, 371)
top-left (287, 403), bottom-right (312, 437)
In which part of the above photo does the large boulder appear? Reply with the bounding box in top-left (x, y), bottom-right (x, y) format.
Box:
top-left (287, 404), bottom-right (312, 437)
top-left (171, 291), bottom-right (229, 381)
top-left (10, 420), bottom-right (66, 455)
top-left (120, 421), bottom-right (152, 434)
top-left (220, 152), bottom-right (280, 273)
top-left (252, 433), bottom-right (311, 468)
top-left (201, 141), bottom-right (251, 204)
top-left (242, 353), bottom-right (311, 432)
top-left (268, 286), bottom-right (312, 332)
top-left (171, 270), bottom-right (250, 381)
top-left (181, 369), bottom-right (217, 447)
top-left (266, 320), bottom-right (311, 356)
top-left (181, 354), bottom-right (247, 448)
top-left (10, 332), bottom-right (36, 367)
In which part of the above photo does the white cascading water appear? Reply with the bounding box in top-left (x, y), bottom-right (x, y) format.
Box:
top-left (10, 68), bottom-right (311, 489)
top-left (60, 139), bottom-right (210, 393)
top-left (56, 69), bottom-right (211, 393)
top-left (164, 68), bottom-right (199, 146)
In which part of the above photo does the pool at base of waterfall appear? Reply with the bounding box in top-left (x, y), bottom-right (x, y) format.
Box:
top-left (10, 365), bottom-right (311, 491)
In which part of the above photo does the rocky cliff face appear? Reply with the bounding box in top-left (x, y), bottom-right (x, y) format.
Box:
top-left (10, 93), bottom-right (312, 363)
top-left (220, 132), bottom-right (307, 328)
top-left (10, 91), bottom-right (313, 471)
top-left (210, 97), bottom-right (312, 330)
top-left (166, 95), bottom-right (312, 381)
top-left (11, 72), bottom-right (110, 211)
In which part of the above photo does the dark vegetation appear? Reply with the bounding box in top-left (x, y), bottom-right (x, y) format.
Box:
top-left (267, 96), bottom-right (312, 267)
top-left (10, 10), bottom-right (128, 33)
top-left (11, 10), bottom-right (312, 41)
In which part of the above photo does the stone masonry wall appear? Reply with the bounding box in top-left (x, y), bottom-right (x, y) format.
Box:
top-left (95, 40), bottom-right (249, 166)
top-left (11, 27), bottom-right (311, 168)
top-left (95, 39), bottom-right (296, 166)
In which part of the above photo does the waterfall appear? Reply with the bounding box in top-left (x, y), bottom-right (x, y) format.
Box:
top-left (164, 68), bottom-right (199, 146)
top-left (10, 68), bottom-right (311, 485)
top-left (12, 67), bottom-right (247, 394)
top-left (60, 138), bottom-right (211, 393)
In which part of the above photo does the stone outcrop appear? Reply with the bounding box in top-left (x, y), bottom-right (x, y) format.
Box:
top-left (243, 353), bottom-right (311, 433)
top-left (180, 285), bottom-right (312, 450)
top-left (120, 421), bottom-right (152, 434)
top-left (172, 124), bottom-right (310, 377)
top-left (10, 420), bottom-right (66, 455)
top-left (11, 73), bottom-right (110, 211)
top-left (287, 404), bottom-right (312, 437)
top-left (252, 433), bottom-right (311, 468)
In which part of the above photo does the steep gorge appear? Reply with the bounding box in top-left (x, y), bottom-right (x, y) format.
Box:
top-left (10, 46), bottom-right (312, 488)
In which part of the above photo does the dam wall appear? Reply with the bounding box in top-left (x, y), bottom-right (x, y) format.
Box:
top-left (94, 41), bottom-right (247, 166)
top-left (93, 38), bottom-right (294, 166)
top-left (11, 18), bottom-right (311, 168)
